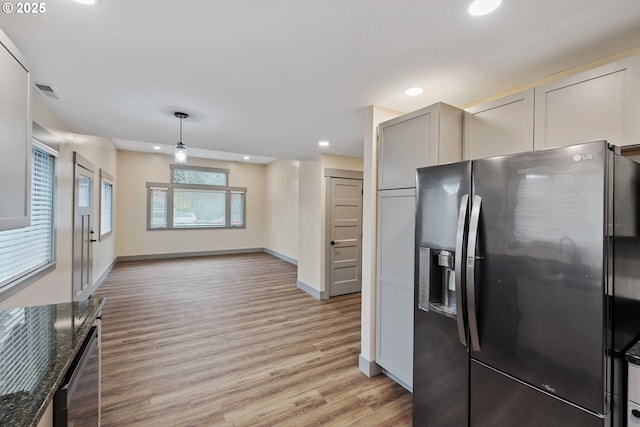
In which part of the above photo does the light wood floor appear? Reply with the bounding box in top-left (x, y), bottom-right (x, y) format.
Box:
top-left (94, 253), bottom-right (412, 426)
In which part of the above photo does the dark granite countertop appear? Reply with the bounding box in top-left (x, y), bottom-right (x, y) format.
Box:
top-left (627, 340), bottom-right (640, 366)
top-left (0, 297), bottom-right (105, 427)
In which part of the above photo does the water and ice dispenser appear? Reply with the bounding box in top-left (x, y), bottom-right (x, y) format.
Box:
top-left (416, 162), bottom-right (470, 322)
top-left (418, 247), bottom-right (458, 318)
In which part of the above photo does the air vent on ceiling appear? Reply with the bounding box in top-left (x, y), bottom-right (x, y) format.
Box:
top-left (34, 83), bottom-right (60, 100)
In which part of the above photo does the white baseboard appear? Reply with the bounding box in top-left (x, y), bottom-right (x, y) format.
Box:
top-left (359, 354), bottom-right (382, 377)
top-left (296, 280), bottom-right (327, 300)
top-left (264, 248), bottom-right (298, 266)
top-left (93, 257), bottom-right (117, 292)
top-left (116, 247), bottom-right (264, 262)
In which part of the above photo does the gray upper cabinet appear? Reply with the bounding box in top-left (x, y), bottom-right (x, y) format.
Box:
top-left (378, 102), bottom-right (463, 190)
top-left (534, 54), bottom-right (640, 150)
top-left (464, 89), bottom-right (534, 159)
top-left (0, 29), bottom-right (31, 231)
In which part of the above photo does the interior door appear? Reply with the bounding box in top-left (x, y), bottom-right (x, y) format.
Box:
top-left (469, 141), bottom-right (608, 414)
top-left (73, 153), bottom-right (95, 301)
top-left (328, 177), bottom-right (363, 297)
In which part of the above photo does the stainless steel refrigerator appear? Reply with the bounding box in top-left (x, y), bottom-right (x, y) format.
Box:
top-left (414, 141), bottom-right (640, 427)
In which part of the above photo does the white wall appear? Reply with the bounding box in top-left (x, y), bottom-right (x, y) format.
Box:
top-left (0, 98), bottom-right (118, 309)
top-left (264, 159), bottom-right (300, 262)
top-left (115, 151), bottom-right (266, 257)
top-left (359, 106), bottom-right (402, 374)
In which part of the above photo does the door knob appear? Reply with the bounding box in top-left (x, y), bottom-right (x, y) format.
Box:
top-left (330, 240), bottom-right (335, 246)
top-left (90, 239), bottom-right (97, 243)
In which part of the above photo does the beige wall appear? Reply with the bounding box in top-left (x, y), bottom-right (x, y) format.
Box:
top-left (296, 159), bottom-right (322, 291)
top-left (1, 98), bottom-right (118, 309)
top-left (321, 153), bottom-right (364, 172)
top-left (264, 159), bottom-right (299, 261)
top-left (116, 151), bottom-right (266, 257)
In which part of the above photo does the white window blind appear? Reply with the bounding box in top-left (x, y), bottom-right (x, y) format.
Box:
top-left (230, 191), bottom-right (245, 226)
top-left (149, 187), bottom-right (168, 228)
top-left (0, 146), bottom-right (55, 288)
top-left (100, 173), bottom-right (113, 238)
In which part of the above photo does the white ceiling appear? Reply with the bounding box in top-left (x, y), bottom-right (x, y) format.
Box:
top-left (2, 0), bottom-right (640, 163)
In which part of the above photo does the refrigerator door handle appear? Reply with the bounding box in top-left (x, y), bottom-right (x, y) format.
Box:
top-left (466, 195), bottom-right (482, 352)
top-left (454, 194), bottom-right (469, 346)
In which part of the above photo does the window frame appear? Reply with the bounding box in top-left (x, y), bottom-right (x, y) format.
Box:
top-left (0, 139), bottom-right (57, 299)
top-left (146, 182), bottom-right (247, 230)
top-left (99, 169), bottom-right (114, 240)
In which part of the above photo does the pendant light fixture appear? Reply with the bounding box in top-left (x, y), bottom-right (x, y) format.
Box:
top-left (174, 112), bottom-right (188, 163)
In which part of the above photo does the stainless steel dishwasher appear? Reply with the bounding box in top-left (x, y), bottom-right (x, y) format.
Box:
top-left (53, 324), bottom-right (100, 426)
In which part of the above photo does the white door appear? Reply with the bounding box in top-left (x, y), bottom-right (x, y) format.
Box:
top-left (73, 153), bottom-right (95, 301)
top-left (328, 177), bottom-right (363, 297)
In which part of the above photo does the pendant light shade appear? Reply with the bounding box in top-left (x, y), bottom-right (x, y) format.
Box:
top-left (174, 112), bottom-right (188, 163)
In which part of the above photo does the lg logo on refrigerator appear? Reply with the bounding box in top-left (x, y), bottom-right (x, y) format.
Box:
top-left (573, 153), bottom-right (593, 162)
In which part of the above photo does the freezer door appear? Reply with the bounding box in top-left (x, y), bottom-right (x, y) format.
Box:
top-left (414, 161), bottom-right (471, 427)
top-left (470, 141), bottom-right (608, 415)
top-left (413, 309), bottom-right (469, 426)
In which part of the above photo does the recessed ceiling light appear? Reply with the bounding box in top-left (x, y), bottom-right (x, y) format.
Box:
top-left (404, 87), bottom-right (424, 96)
top-left (153, 146), bottom-right (161, 150)
top-left (243, 155), bottom-right (251, 160)
top-left (72, 0), bottom-right (97, 4)
top-left (318, 140), bottom-right (330, 147)
top-left (468, 0), bottom-right (502, 16)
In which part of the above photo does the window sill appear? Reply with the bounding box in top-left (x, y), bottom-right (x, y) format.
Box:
top-left (146, 226), bottom-right (246, 231)
top-left (0, 262), bottom-right (57, 302)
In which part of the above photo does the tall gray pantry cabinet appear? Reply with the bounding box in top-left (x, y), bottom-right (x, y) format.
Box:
top-left (375, 103), bottom-right (463, 389)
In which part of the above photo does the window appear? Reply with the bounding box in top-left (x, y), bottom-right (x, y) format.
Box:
top-left (0, 143), bottom-right (56, 291)
top-left (99, 169), bottom-right (113, 239)
top-left (147, 165), bottom-right (246, 230)
top-left (149, 187), bottom-right (168, 228)
top-left (171, 164), bottom-right (228, 186)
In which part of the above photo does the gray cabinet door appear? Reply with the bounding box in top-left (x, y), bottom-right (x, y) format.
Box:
top-left (464, 89), bottom-right (534, 160)
top-left (534, 54), bottom-right (640, 150)
top-left (375, 189), bottom-right (415, 389)
top-left (377, 102), bottom-right (463, 190)
top-left (378, 109), bottom-right (433, 190)
top-left (0, 30), bottom-right (31, 231)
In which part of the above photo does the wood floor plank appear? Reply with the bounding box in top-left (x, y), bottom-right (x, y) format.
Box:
top-left (95, 253), bottom-right (412, 426)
